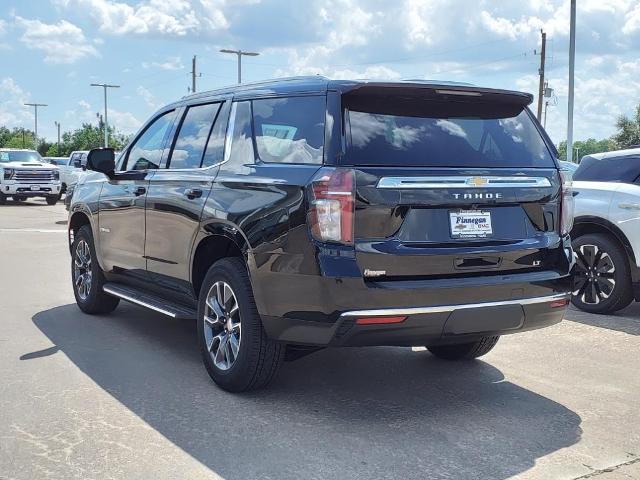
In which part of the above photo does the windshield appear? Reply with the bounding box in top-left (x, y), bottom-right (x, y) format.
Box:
top-left (46, 158), bottom-right (66, 166)
top-left (344, 96), bottom-right (555, 168)
top-left (0, 150), bottom-right (43, 163)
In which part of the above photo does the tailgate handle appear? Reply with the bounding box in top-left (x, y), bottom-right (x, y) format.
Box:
top-left (455, 256), bottom-right (501, 269)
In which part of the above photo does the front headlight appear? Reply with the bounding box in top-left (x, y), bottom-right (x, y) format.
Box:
top-left (52, 170), bottom-right (60, 180)
top-left (3, 168), bottom-right (14, 180)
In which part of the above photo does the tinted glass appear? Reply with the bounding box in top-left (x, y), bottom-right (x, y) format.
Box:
top-left (345, 98), bottom-right (554, 168)
top-left (169, 103), bottom-right (220, 169)
top-left (126, 111), bottom-right (175, 171)
top-left (202, 101), bottom-right (230, 168)
top-left (0, 150), bottom-right (42, 163)
top-left (223, 101), bottom-right (255, 173)
top-left (252, 96), bottom-right (325, 164)
top-left (574, 154), bottom-right (640, 183)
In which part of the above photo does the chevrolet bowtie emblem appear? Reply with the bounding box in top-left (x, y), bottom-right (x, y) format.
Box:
top-left (467, 177), bottom-right (489, 186)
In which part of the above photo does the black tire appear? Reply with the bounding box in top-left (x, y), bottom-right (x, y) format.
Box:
top-left (71, 225), bottom-right (120, 314)
top-left (0, 194), bottom-right (6, 205)
top-left (571, 233), bottom-right (633, 314)
top-left (197, 257), bottom-right (284, 392)
top-left (427, 336), bottom-right (500, 361)
top-left (13, 196), bottom-right (26, 202)
top-left (46, 196), bottom-right (58, 205)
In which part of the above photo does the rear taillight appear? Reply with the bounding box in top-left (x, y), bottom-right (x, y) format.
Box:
top-left (560, 169), bottom-right (574, 235)
top-left (307, 167), bottom-right (355, 245)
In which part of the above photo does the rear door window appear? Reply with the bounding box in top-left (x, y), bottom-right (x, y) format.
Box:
top-left (344, 96), bottom-right (555, 168)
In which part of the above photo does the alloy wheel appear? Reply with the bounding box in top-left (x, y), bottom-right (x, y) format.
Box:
top-left (203, 281), bottom-right (241, 371)
top-left (573, 244), bottom-right (616, 305)
top-left (73, 240), bottom-right (93, 301)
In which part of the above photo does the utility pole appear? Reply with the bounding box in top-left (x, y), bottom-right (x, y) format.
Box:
top-left (54, 121), bottom-right (61, 155)
top-left (567, 0), bottom-right (577, 163)
top-left (544, 101), bottom-right (549, 129)
top-left (219, 49), bottom-right (260, 84)
top-left (24, 103), bottom-right (47, 150)
top-left (190, 55), bottom-right (197, 93)
top-left (90, 83), bottom-right (120, 148)
top-left (536, 30), bottom-right (547, 122)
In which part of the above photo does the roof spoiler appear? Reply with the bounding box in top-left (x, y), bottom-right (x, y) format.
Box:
top-left (342, 82), bottom-right (534, 107)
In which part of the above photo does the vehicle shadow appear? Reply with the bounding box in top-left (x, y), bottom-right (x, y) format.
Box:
top-left (26, 304), bottom-right (582, 480)
top-left (566, 304), bottom-right (640, 336)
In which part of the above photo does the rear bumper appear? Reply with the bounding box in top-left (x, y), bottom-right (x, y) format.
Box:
top-left (262, 291), bottom-right (569, 347)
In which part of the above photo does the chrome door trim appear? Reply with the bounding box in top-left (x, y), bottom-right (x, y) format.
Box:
top-left (339, 293), bottom-right (569, 318)
top-left (377, 176), bottom-right (552, 189)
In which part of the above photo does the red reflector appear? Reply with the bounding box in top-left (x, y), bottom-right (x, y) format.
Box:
top-left (549, 298), bottom-right (570, 308)
top-left (356, 316), bottom-right (407, 325)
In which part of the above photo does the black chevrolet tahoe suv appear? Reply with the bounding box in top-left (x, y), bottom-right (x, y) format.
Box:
top-left (68, 77), bottom-right (574, 392)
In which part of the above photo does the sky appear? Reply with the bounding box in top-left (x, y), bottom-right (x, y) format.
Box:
top-left (0, 0), bottom-right (639, 146)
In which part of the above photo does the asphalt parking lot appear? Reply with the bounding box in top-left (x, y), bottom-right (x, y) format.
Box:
top-left (1, 199), bottom-right (639, 480)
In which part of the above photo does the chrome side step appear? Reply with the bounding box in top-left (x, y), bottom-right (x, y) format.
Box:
top-left (103, 283), bottom-right (197, 320)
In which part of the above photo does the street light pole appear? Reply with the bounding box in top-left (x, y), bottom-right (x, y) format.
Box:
top-left (219, 49), bottom-right (260, 84)
top-left (567, 0), bottom-right (577, 163)
top-left (24, 103), bottom-right (47, 150)
top-left (54, 121), bottom-right (61, 155)
top-left (90, 83), bottom-right (120, 148)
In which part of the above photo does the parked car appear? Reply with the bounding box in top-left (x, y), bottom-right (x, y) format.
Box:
top-left (58, 150), bottom-right (89, 193)
top-left (559, 160), bottom-right (579, 173)
top-left (44, 156), bottom-right (68, 166)
top-left (0, 148), bottom-right (61, 205)
top-left (571, 147), bottom-right (640, 313)
top-left (68, 77), bottom-right (574, 392)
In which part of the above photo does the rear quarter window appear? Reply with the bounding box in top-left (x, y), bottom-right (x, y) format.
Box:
top-left (252, 96), bottom-right (325, 164)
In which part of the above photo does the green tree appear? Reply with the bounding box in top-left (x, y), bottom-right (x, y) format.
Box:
top-left (557, 138), bottom-right (616, 162)
top-left (613, 104), bottom-right (640, 149)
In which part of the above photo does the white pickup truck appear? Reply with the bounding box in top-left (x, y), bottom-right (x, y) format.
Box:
top-left (0, 149), bottom-right (62, 205)
top-left (57, 150), bottom-right (89, 193)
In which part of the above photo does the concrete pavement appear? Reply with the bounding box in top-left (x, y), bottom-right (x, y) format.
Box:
top-left (1, 199), bottom-right (638, 479)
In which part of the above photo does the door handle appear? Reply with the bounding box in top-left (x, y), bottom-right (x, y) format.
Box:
top-left (184, 188), bottom-right (203, 199)
top-left (133, 186), bottom-right (146, 196)
top-left (619, 203), bottom-right (640, 210)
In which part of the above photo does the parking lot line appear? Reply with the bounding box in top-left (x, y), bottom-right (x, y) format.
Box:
top-left (0, 228), bottom-right (66, 233)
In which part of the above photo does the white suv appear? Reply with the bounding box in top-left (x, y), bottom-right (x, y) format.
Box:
top-left (0, 149), bottom-right (62, 205)
top-left (571, 147), bottom-right (640, 313)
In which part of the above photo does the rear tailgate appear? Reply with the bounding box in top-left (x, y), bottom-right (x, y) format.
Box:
top-left (340, 84), bottom-right (564, 280)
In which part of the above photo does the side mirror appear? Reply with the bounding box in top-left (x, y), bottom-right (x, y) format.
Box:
top-left (86, 148), bottom-right (115, 177)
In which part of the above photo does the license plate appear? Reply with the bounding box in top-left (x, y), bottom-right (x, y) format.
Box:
top-left (30, 185), bottom-right (40, 191)
top-left (450, 210), bottom-right (493, 238)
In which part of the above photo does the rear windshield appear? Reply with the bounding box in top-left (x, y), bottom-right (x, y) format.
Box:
top-left (344, 96), bottom-right (555, 168)
top-left (573, 154), bottom-right (640, 183)
top-left (0, 150), bottom-right (43, 163)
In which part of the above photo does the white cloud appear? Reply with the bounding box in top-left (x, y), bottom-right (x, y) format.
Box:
top-left (623, 3), bottom-right (640, 34)
top-left (64, 99), bottom-right (142, 134)
top-left (0, 78), bottom-right (33, 127)
top-left (58, 0), bottom-right (227, 36)
top-left (136, 86), bottom-right (157, 108)
top-left (15, 17), bottom-right (98, 64)
top-left (142, 56), bottom-right (184, 70)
